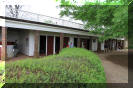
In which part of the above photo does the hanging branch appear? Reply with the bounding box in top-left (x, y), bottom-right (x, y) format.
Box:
top-left (6, 5), bottom-right (22, 18)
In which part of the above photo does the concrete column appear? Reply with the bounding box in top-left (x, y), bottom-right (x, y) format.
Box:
top-left (34, 30), bottom-right (40, 58)
top-left (1, 27), bottom-right (7, 61)
top-left (77, 38), bottom-right (80, 48)
top-left (124, 38), bottom-right (128, 49)
top-left (60, 33), bottom-right (64, 51)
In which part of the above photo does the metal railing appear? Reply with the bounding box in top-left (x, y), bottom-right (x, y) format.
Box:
top-left (5, 9), bottom-right (84, 29)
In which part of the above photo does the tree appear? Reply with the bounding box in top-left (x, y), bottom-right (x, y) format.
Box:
top-left (129, 2), bottom-right (133, 49)
top-left (57, 0), bottom-right (129, 41)
top-left (6, 5), bottom-right (22, 18)
top-left (57, 0), bottom-right (131, 5)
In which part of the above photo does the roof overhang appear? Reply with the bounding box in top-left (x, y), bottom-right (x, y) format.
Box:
top-left (0, 16), bottom-right (99, 37)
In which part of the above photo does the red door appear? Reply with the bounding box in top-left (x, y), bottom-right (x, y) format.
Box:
top-left (47, 36), bottom-right (54, 55)
top-left (64, 37), bottom-right (69, 48)
top-left (84, 39), bottom-right (88, 49)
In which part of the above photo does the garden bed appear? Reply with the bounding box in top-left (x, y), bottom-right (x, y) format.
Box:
top-left (5, 48), bottom-right (106, 87)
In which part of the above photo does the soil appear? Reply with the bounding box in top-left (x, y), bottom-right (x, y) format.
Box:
top-left (5, 54), bottom-right (33, 62)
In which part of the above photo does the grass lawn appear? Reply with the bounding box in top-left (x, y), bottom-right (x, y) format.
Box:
top-left (0, 61), bottom-right (5, 88)
top-left (5, 48), bottom-right (106, 87)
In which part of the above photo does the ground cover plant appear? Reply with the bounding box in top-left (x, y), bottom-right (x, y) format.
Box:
top-left (5, 48), bottom-right (106, 88)
top-left (0, 62), bottom-right (5, 88)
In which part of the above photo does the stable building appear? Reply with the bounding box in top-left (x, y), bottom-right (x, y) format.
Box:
top-left (0, 17), bottom-right (100, 60)
top-left (0, 9), bottom-right (125, 60)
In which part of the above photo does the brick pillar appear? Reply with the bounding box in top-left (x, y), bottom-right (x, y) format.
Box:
top-left (34, 30), bottom-right (40, 58)
top-left (77, 38), bottom-right (80, 48)
top-left (60, 33), bottom-right (64, 51)
top-left (1, 27), bottom-right (7, 61)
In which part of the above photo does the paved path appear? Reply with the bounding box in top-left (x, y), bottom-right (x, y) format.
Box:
top-left (98, 51), bottom-right (128, 83)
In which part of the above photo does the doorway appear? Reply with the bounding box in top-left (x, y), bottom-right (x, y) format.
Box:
top-left (64, 37), bottom-right (69, 48)
top-left (74, 38), bottom-right (77, 47)
top-left (87, 39), bottom-right (90, 50)
top-left (55, 37), bottom-right (60, 54)
top-left (39, 36), bottom-right (46, 56)
top-left (47, 36), bottom-right (54, 55)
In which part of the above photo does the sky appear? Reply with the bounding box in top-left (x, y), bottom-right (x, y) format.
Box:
top-left (0, 0), bottom-right (82, 23)
top-left (1, 0), bottom-right (60, 17)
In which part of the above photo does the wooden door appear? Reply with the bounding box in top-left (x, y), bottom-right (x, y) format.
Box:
top-left (83, 39), bottom-right (87, 49)
top-left (47, 36), bottom-right (54, 55)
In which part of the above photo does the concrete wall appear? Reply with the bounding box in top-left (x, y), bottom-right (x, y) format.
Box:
top-left (101, 42), bottom-right (104, 50)
top-left (92, 39), bottom-right (98, 51)
top-left (19, 30), bottom-right (30, 56)
top-left (0, 30), bottom-right (19, 42)
top-left (0, 29), bottom-right (30, 56)
top-left (29, 31), bottom-right (35, 56)
top-left (0, 45), bottom-right (14, 58)
top-left (124, 39), bottom-right (128, 49)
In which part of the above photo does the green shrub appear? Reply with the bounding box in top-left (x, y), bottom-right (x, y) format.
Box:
top-left (5, 48), bottom-right (106, 87)
top-left (0, 62), bottom-right (5, 88)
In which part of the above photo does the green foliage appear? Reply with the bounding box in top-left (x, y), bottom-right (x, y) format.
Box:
top-left (57, 0), bottom-right (132, 5)
top-left (5, 48), bottom-right (106, 87)
top-left (57, 0), bottom-right (129, 41)
top-left (0, 62), bottom-right (5, 88)
top-left (129, 2), bottom-right (133, 49)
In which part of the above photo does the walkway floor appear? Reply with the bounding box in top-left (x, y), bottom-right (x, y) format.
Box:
top-left (98, 50), bottom-right (128, 83)
top-left (5, 54), bottom-right (32, 62)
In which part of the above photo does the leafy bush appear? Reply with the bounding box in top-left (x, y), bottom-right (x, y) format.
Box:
top-left (5, 48), bottom-right (106, 87)
top-left (0, 62), bottom-right (5, 88)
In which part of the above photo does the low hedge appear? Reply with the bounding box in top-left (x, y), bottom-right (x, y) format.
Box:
top-left (5, 48), bottom-right (106, 88)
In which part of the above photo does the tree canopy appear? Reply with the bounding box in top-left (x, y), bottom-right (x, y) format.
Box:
top-left (129, 2), bottom-right (133, 49)
top-left (57, 0), bottom-right (130, 41)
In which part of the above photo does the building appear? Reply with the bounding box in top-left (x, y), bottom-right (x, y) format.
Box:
top-left (0, 9), bottom-right (125, 60)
